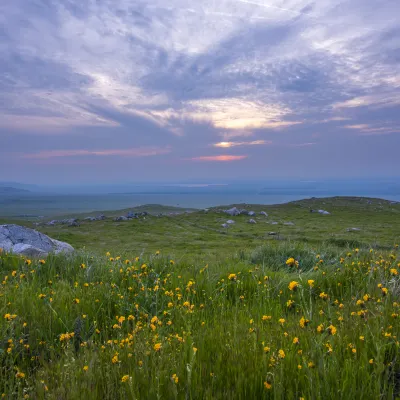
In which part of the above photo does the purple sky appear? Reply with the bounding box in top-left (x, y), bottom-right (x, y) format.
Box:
top-left (1, 0), bottom-right (399, 184)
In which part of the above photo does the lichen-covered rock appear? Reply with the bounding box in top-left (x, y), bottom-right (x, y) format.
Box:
top-left (224, 207), bottom-right (240, 216)
top-left (0, 224), bottom-right (74, 257)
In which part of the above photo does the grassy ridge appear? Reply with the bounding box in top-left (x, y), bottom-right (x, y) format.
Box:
top-left (7, 197), bottom-right (399, 258)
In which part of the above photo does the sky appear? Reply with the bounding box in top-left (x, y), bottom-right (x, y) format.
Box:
top-left (0, 0), bottom-right (399, 184)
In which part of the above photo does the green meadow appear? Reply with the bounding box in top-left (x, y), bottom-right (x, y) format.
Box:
top-left (1, 197), bottom-right (400, 399)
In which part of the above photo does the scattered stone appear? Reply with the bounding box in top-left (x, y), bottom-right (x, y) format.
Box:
top-left (268, 232), bottom-right (277, 235)
top-left (248, 219), bottom-right (256, 224)
top-left (0, 224), bottom-right (74, 257)
top-left (97, 214), bottom-right (106, 220)
top-left (84, 217), bottom-right (96, 221)
top-left (248, 211), bottom-right (256, 216)
top-left (270, 222), bottom-right (278, 225)
top-left (226, 220), bottom-right (235, 224)
top-left (260, 211), bottom-right (268, 217)
top-left (221, 223), bottom-right (229, 228)
top-left (346, 227), bottom-right (361, 232)
top-left (46, 220), bottom-right (57, 226)
top-left (239, 209), bottom-right (249, 215)
top-left (68, 221), bottom-right (80, 227)
top-left (61, 218), bottom-right (78, 225)
top-left (224, 207), bottom-right (240, 216)
top-left (114, 216), bottom-right (129, 222)
top-left (318, 210), bottom-right (330, 215)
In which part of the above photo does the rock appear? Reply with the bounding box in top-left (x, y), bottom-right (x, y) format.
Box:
top-left (46, 220), bottom-right (57, 226)
top-left (239, 209), bottom-right (249, 215)
top-left (248, 219), bottom-right (256, 224)
top-left (224, 207), bottom-right (240, 216)
top-left (318, 210), bottom-right (330, 215)
top-left (11, 243), bottom-right (47, 257)
top-left (84, 217), bottom-right (96, 221)
top-left (260, 211), bottom-right (268, 217)
top-left (126, 211), bottom-right (135, 218)
top-left (284, 222), bottom-right (295, 226)
top-left (114, 216), bottom-right (129, 222)
top-left (221, 223), bottom-right (229, 228)
top-left (268, 232), bottom-right (277, 236)
top-left (61, 218), bottom-right (78, 225)
top-left (270, 221), bottom-right (278, 225)
top-left (68, 221), bottom-right (80, 227)
top-left (97, 214), bottom-right (106, 220)
top-left (226, 220), bottom-right (235, 224)
top-left (248, 211), bottom-right (256, 216)
top-left (346, 227), bottom-right (361, 232)
top-left (0, 224), bottom-right (74, 256)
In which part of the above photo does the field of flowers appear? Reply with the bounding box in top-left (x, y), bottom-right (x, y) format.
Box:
top-left (1, 243), bottom-right (399, 399)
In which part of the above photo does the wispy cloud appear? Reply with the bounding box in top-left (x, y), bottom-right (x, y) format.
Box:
top-left (189, 155), bottom-right (248, 162)
top-left (0, 0), bottom-right (399, 182)
top-left (21, 147), bottom-right (171, 159)
top-left (213, 140), bottom-right (271, 148)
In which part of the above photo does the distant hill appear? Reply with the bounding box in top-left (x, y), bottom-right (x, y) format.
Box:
top-left (0, 186), bottom-right (30, 194)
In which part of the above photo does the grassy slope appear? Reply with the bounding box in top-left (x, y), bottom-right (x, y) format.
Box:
top-left (2, 197), bottom-right (398, 259)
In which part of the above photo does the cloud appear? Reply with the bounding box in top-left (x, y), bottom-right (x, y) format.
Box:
top-left (0, 0), bottom-right (399, 182)
top-left (21, 147), bottom-right (171, 159)
top-left (189, 155), bottom-right (248, 162)
top-left (213, 140), bottom-right (271, 147)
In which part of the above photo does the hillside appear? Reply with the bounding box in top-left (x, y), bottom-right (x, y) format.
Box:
top-left (3, 196), bottom-right (397, 258)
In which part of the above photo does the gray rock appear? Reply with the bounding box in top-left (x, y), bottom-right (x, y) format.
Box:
top-left (248, 219), bottom-right (256, 224)
top-left (221, 223), bottom-right (229, 228)
top-left (126, 211), bottom-right (136, 218)
top-left (0, 224), bottom-right (74, 256)
top-left (248, 211), bottom-right (256, 216)
top-left (270, 221), bottom-right (278, 225)
top-left (346, 227), bottom-right (361, 232)
top-left (84, 217), bottom-right (96, 221)
top-left (318, 210), bottom-right (330, 215)
top-left (239, 209), bottom-right (249, 215)
top-left (114, 216), bottom-right (129, 222)
top-left (96, 214), bottom-right (106, 220)
top-left (268, 232), bottom-right (277, 235)
top-left (224, 207), bottom-right (240, 216)
top-left (226, 220), bottom-right (235, 224)
top-left (260, 211), bottom-right (268, 217)
top-left (11, 243), bottom-right (48, 257)
top-left (68, 221), bottom-right (80, 227)
top-left (46, 220), bottom-right (57, 226)
top-left (284, 222), bottom-right (295, 226)
top-left (61, 218), bottom-right (78, 225)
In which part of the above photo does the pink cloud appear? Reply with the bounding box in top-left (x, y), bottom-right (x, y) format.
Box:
top-left (213, 140), bottom-right (271, 148)
top-left (21, 147), bottom-right (171, 159)
top-left (189, 155), bottom-right (248, 162)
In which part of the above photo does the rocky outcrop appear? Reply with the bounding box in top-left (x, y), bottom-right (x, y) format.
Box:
top-left (0, 224), bottom-right (74, 257)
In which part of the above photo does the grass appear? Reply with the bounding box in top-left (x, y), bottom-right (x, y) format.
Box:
top-left (0, 197), bottom-right (400, 399)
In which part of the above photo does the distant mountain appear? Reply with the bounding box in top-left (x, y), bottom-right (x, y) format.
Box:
top-left (0, 186), bottom-right (31, 194)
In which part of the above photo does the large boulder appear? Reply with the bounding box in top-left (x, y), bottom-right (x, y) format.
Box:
top-left (0, 224), bottom-right (74, 257)
top-left (224, 207), bottom-right (240, 216)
